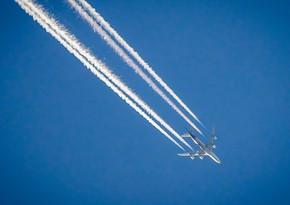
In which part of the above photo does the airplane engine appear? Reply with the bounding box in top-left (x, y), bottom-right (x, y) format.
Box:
top-left (212, 144), bottom-right (216, 148)
top-left (213, 136), bottom-right (217, 140)
top-left (199, 156), bottom-right (203, 159)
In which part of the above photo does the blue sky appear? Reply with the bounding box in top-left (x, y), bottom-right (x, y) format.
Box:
top-left (1, 0), bottom-right (289, 204)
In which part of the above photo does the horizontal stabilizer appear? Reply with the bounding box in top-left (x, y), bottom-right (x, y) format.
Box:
top-left (181, 132), bottom-right (191, 138)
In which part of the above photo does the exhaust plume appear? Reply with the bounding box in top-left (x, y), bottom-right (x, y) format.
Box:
top-left (68, 0), bottom-right (204, 135)
top-left (76, 0), bottom-right (205, 128)
top-left (15, 0), bottom-right (190, 150)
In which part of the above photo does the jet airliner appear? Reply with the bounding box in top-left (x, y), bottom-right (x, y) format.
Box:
top-left (177, 127), bottom-right (221, 164)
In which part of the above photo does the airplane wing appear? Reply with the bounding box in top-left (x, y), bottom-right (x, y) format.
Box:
top-left (205, 135), bottom-right (217, 150)
top-left (205, 126), bottom-right (217, 150)
top-left (177, 152), bottom-right (191, 157)
top-left (177, 151), bottom-right (199, 159)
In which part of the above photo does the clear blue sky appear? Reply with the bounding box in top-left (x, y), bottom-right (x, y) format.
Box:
top-left (1, 0), bottom-right (289, 204)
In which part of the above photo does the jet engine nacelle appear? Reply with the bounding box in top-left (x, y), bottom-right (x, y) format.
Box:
top-left (199, 156), bottom-right (203, 159)
top-left (212, 144), bottom-right (216, 148)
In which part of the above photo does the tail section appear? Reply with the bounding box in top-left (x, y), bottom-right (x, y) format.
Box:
top-left (181, 132), bottom-right (191, 138)
top-left (181, 127), bottom-right (195, 138)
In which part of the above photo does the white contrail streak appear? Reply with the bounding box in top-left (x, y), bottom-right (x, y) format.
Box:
top-left (16, 0), bottom-right (184, 151)
top-left (76, 0), bottom-right (205, 128)
top-left (15, 0), bottom-right (190, 150)
top-left (46, 2), bottom-right (192, 150)
top-left (20, 0), bottom-right (193, 149)
top-left (68, 0), bottom-right (204, 135)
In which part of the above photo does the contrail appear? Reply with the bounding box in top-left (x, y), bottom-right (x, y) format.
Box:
top-left (21, 0), bottom-right (194, 149)
top-left (68, 0), bottom-right (203, 135)
top-left (45, 1), bottom-right (193, 150)
top-left (15, 0), bottom-right (190, 150)
top-left (75, 0), bottom-right (205, 128)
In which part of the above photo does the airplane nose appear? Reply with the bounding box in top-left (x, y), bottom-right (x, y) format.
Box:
top-left (214, 156), bottom-right (221, 164)
top-left (216, 158), bottom-right (221, 164)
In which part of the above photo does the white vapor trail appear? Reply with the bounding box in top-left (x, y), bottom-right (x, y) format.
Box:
top-left (68, 0), bottom-right (204, 136)
top-left (15, 0), bottom-right (190, 150)
top-left (75, 0), bottom-right (205, 129)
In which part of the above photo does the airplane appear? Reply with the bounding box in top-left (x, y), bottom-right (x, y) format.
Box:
top-left (177, 126), bottom-right (221, 164)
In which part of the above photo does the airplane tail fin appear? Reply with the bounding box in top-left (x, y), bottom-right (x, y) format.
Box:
top-left (189, 127), bottom-right (194, 134)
